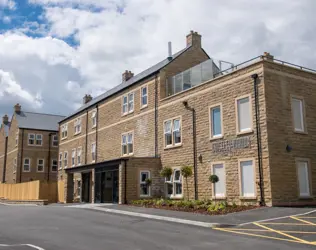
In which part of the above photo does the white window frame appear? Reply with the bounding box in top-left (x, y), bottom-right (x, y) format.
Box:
top-left (91, 111), bottom-right (97, 128)
top-left (59, 153), bottom-right (63, 170)
top-left (71, 149), bottom-right (76, 167)
top-left (140, 171), bottom-right (151, 197)
top-left (122, 95), bottom-right (128, 114)
top-left (77, 147), bottom-right (82, 166)
top-left (140, 86), bottom-right (148, 108)
top-left (61, 124), bottom-right (68, 139)
top-left (74, 118), bottom-right (82, 135)
top-left (164, 117), bottom-right (182, 148)
top-left (165, 169), bottom-right (183, 198)
top-left (23, 158), bottom-right (31, 172)
top-left (64, 151), bottom-right (68, 168)
top-left (209, 104), bottom-right (223, 139)
top-left (291, 96), bottom-right (306, 133)
top-left (35, 134), bottom-right (43, 146)
top-left (37, 158), bottom-right (45, 172)
top-left (15, 132), bottom-right (18, 147)
top-left (296, 158), bottom-right (312, 198)
top-left (236, 95), bottom-right (253, 134)
top-left (211, 162), bottom-right (226, 198)
top-left (122, 92), bottom-right (134, 115)
top-left (239, 159), bottom-right (256, 198)
top-left (28, 133), bottom-right (35, 145)
top-left (121, 132), bottom-right (133, 156)
top-left (13, 158), bottom-right (17, 173)
top-left (52, 159), bottom-right (58, 172)
top-left (91, 142), bottom-right (96, 163)
top-left (52, 135), bottom-right (58, 147)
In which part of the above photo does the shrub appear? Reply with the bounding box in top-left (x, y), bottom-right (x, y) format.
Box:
top-left (209, 174), bottom-right (219, 184)
top-left (160, 167), bottom-right (173, 178)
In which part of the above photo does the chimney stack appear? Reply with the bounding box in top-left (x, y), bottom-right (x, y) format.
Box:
top-left (122, 70), bottom-right (134, 82)
top-left (263, 52), bottom-right (274, 61)
top-left (2, 115), bottom-right (8, 125)
top-left (186, 30), bottom-right (201, 48)
top-left (83, 94), bottom-right (93, 104)
top-left (168, 41), bottom-right (172, 60)
top-left (14, 103), bottom-right (21, 113)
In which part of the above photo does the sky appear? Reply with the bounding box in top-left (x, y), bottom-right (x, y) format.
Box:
top-left (0, 0), bottom-right (315, 118)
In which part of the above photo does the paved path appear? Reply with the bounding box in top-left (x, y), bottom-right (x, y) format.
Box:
top-left (0, 204), bottom-right (314, 249)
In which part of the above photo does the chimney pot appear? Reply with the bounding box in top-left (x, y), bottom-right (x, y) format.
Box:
top-left (83, 94), bottom-right (93, 104)
top-left (122, 70), bottom-right (134, 82)
top-left (14, 103), bottom-right (21, 113)
top-left (2, 115), bottom-right (8, 125)
top-left (168, 41), bottom-right (172, 60)
top-left (186, 30), bottom-right (201, 48)
top-left (263, 52), bottom-right (274, 61)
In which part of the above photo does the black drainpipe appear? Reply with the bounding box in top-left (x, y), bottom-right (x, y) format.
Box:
top-left (95, 104), bottom-right (99, 162)
top-left (183, 101), bottom-right (198, 200)
top-left (2, 136), bottom-right (8, 183)
top-left (85, 110), bottom-right (88, 165)
top-left (124, 159), bottom-right (127, 204)
top-left (47, 133), bottom-right (51, 182)
top-left (19, 129), bottom-right (24, 183)
top-left (252, 73), bottom-right (265, 206)
top-left (154, 74), bottom-right (158, 157)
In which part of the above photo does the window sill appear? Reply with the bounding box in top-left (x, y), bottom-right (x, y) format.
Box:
top-left (236, 129), bottom-right (253, 136)
top-left (122, 111), bottom-right (134, 117)
top-left (140, 195), bottom-right (152, 199)
top-left (299, 196), bottom-right (313, 200)
top-left (140, 105), bottom-right (148, 110)
top-left (27, 144), bottom-right (43, 147)
top-left (92, 125), bottom-right (97, 129)
top-left (91, 160), bottom-right (96, 164)
top-left (74, 132), bottom-right (82, 136)
top-left (212, 196), bottom-right (227, 200)
top-left (59, 167), bottom-right (62, 170)
top-left (168, 195), bottom-right (183, 200)
top-left (164, 144), bottom-right (182, 150)
top-left (61, 137), bottom-right (68, 141)
top-left (121, 153), bottom-right (134, 158)
top-left (239, 196), bottom-right (257, 200)
top-left (210, 135), bottom-right (223, 141)
top-left (293, 130), bottom-right (308, 135)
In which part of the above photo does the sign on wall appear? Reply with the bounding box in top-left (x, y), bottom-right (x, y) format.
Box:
top-left (212, 136), bottom-right (251, 155)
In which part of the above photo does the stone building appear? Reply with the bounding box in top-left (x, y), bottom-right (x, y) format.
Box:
top-left (59, 31), bottom-right (316, 206)
top-left (0, 104), bottom-right (65, 183)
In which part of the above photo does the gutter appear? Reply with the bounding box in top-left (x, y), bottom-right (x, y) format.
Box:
top-left (85, 110), bottom-right (88, 165)
top-left (95, 104), bottom-right (99, 162)
top-left (252, 73), bottom-right (265, 206)
top-left (154, 74), bottom-right (158, 157)
top-left (19, 129), bottom-right (24, 183)
top-left (2, 136), bottom-right (8, 183)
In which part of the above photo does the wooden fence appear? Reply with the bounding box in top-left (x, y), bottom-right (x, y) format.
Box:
top-left (0, 180), bottom-right (66, 203)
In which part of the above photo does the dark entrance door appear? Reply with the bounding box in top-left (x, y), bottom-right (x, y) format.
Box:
top-left (81, 172), bottom-right (91, 203)
top-left (94, 169), bottom-right (119, 203)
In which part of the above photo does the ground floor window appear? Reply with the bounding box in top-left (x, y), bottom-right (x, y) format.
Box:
top-left (296, 159), bottom-right (311, 197)
top-left (77, 180), bottom-right (81, 197)
top-left (37, 159), bottom-right (44, 172)
top-left (52, 159), bottom-right (58, 172)
top-left (212, 163), bottom-right (226, 198)
top-left (23, 158), bottom-right (31, 172)
top-left (140, 171), bottom-right (150, 197)
top-left (165, 169), bottom-right (182, 198)
top-left (240, 159), bottom-right (255, 197)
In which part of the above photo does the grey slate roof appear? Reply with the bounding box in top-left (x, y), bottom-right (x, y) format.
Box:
top-left (16, 112), bottom-right (65, 131)
top-left (60, 46), bottom-right (192, 123)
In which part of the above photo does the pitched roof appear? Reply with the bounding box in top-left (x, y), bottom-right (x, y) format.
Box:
top-left (60, 46), bottom-right (193, 123)
top-left (15, 112), bottom-right (65, 131)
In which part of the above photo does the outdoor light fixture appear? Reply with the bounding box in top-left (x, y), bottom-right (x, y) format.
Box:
top-left (182, 100), bottom-right (188, 107)
top-left (198, 154), bottom-right (203, 163)
top-left (286, 145), bottom-right (292, 152)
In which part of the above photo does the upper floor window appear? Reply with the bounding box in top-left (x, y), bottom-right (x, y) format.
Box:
top-left (71, 149), bottom-right (76, 167)
top-left (61, 124), bottom-right (68, 139)
top-left (91, 143), bottom-right (96, 162)
top-left (52, 135), bottom-right (58, 147)
top-left (292, 97), bottom-right (306, 133)
top-left (52, 159), bottom-right (58, 172)
top-left (74, 118), bottom-right (82, 135)
top-left (37, 159), bottom-right (44, 172)
top-left (236, 96), bottom-right (252, 134)
top-left (15, 132), bottom-right (18, 146)
top-left (210, 104), bottom-right (222, 139)
top-left (122, 132), bottom-right (133, 156)
top-left (122, 93), bottom-right (134, 115)
top-left (164, 118), bottom-right (181, 147)
top-left (13, 158), bottom-right (17, 173)
top-left (77, 147), bottom-right (82, 166)
top-left (64, 152), bottom-right (68, 168)
top-left (59, 153), bottom-right (62, 169)
top-left (23, 158), bottom-right (31, 172)
top-left (141, 86), bottom-right (148, 108)
top-left (28, 133), bottom-right (35, 145)
top-left (92, 111), bottom-right (97, 128)
top-left (36, 134), bottom-right (42, 146)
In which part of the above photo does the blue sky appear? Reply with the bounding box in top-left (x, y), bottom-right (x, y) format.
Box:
top-left (0, 0), bottom-right (315, 118)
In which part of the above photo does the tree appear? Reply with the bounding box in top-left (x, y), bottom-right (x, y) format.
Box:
top-left (209, 174), bottom-right (219, 202)
top-left (160, 167), bottom-right (173, 179)
top-left (181, 166), bottom-right (193, 200)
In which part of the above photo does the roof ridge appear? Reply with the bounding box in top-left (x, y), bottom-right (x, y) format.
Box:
top-left (23, 111), bottom-right (66, 117)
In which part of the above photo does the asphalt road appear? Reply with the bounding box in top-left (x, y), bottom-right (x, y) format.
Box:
top-left (0, 204), bottom-right (313, 250)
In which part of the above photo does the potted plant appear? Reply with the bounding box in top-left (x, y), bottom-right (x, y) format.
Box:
top-left (160, 167), bottom-right (173, 179)
top-left (209, 174), bottom-right (219, 202)
top-left (145, 178), bottom-right (152, 186)
top-left (181, 166), bottom-right (193, 200)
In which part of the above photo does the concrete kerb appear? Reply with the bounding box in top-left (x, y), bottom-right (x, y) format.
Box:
top-left (89, 206), bottom-right (235, 228)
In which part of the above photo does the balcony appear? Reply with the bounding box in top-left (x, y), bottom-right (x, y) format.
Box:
top-left (165, 59), bottom-right (221, 97)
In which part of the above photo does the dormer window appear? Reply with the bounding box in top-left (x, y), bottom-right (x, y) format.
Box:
top-left (61, 124), bottom-right (68, 139)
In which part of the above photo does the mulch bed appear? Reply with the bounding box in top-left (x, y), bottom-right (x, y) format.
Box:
top-left (126, 204), bottom-right (259, 216)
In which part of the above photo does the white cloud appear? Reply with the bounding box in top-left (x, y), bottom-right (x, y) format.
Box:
top-left (1, 0), bottom-right (316, 118)
top-left (0, 0), bottom-right (16, 9)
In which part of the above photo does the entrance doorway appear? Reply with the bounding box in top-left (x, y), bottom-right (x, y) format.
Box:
top-left (95, 169), bottom-right (119, 203)
top-left (81, 172), bottom-right (91, 203)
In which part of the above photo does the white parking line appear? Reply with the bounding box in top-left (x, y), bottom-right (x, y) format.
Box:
top-left (238, 209), bottom-right (316, 226)
top-left (0, 244), bottom-right (44, 249)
